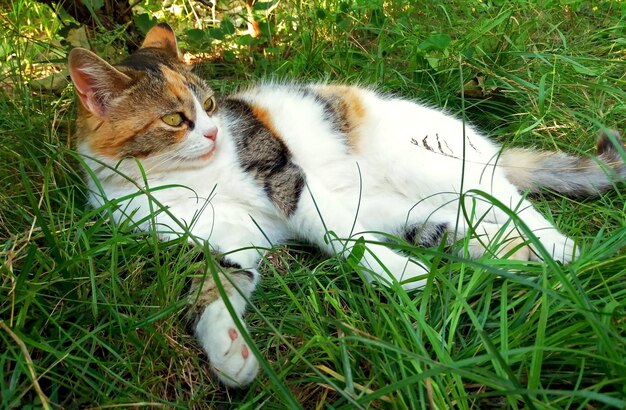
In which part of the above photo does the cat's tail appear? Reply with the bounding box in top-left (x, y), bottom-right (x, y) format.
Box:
top-left (499, 129), bottom-right (626, 197)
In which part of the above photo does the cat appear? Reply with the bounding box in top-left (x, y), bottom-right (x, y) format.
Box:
top-left (68, 23), bottom-right (625, 387)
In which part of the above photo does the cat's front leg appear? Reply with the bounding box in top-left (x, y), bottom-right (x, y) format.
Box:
top-left (189, 256), bottom-right (260, 387)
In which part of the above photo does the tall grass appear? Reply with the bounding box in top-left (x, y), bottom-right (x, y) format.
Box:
top-left (1, 0), bottom-right (625, 408)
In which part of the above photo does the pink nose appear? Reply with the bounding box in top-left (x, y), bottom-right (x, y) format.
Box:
top-left (204, 127), bottom-right (218, 141)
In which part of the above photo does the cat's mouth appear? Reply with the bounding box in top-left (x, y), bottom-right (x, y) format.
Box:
top-left (174, 147), bottom-right (216, 163)
top-left (196, 146), bottom-right (216, 161)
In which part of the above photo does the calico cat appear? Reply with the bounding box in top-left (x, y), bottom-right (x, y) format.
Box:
top-left (68, 23), bottom-right (625, 387)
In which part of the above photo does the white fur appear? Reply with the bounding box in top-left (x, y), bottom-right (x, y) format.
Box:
top-left (81, 84), bottom-right (578, 386)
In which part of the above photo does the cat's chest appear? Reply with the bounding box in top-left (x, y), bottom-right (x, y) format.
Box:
top-left (152, 162), bottom-right (273, 216)
top-left (96, 161), bottom-right (285, 244)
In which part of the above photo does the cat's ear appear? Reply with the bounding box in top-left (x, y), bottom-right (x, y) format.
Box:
top-left (68, 48), bottom-right (132, 117)
top-left (141, 23), bottom-right (179, 59)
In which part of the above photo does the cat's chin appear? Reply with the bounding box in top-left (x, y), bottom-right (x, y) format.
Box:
top-left (161, 147), bottom-right (216, 171)
top-left (179, 146), bottom-right (216, 164)
top-left (196, 147), bottom-right (216, 161)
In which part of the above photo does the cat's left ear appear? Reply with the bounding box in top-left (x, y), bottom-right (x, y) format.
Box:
top-left (141, 23), bottom-right (180, 59)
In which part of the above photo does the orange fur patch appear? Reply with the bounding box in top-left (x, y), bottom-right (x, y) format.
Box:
top-left (161, 66), bottom-right (195, 123)
top-left (249, 104), bottom-right (283, 141)
top-left (81, 112), bottom-right (162, 158)
top-left (141, 24), bottom-right (178, 56)
top-left (316, 85), bottom-right (366, 148)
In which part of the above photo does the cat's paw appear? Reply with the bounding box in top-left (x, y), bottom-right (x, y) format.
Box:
top-left (466, 232), bottom-right (579, 264)
top-left (364, 245), bottom-right (429, 290)
top-left (466, 236), bottom-right (534, 261)
top-left (531, 233), bottom-right (579, 264)
top-left (397, 259), bottom-right (429, 290)
top-left (195, 301), bottom-right (259, 387)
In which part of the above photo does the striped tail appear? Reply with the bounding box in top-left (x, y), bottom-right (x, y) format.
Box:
top-left (500, 129), bottom-right (626, 197)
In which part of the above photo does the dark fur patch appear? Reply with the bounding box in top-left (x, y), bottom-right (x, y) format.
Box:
top-left (308, 87), bottom-right (360, 148)
top-left (422, 136), bottom-right (433, 152)
top-left (221, 98), bottom-right (306, 217)
top-left (314, 93), bottom-right (350, 132)
top-left (405, 222), bottom-right (449, 247)
top-left (236, 269), bottom-right (255, 281)
top-left (597, 129), bottom-right (623, 156)
top-left (118, 48), bottom-right (179, 75)
top-left (404, 225), bottom-right (417, 244)
top-left (118, 127), bottom-right (179, 158)
top-left (192, 254), bottom-right (254, 281)
top-left (155, 22), bottom-right (174, 33)
top-left (219, 258), bottom-right (255, 281)
top-left (219, 258), bottom-right (242, 270)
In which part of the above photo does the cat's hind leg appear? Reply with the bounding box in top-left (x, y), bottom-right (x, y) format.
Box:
top-left (453, 196), bottom-right (577, 263)
top-left (289, 178), bottom-right (429, 290)
top-left (512, 207), bottom-right (578, 263)
top-left (469, 188), bottom-right (579, 263)
top-left (461, 221), bottom-right (533, 261)
top-left (403, 212), bottom-right (548, 262)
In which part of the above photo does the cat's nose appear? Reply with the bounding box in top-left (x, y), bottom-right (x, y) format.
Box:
top-left (204, 127), bottom-right (218, 141)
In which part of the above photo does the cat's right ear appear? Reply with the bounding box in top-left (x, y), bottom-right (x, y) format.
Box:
top-left (68, 48), bottom-right (132, 117)
top-left (141, 23), bottom-right (179, 59)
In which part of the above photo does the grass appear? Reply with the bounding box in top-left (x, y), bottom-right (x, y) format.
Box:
top-left (1, 0), bottom-right (626, 408)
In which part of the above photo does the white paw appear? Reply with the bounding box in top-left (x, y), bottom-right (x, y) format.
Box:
top-left (531, 233), bottom-right (579, 263)
top-left (462, 225), bottom-right (578, 264)
top-left (466, 236), bottom-right (534, 261)
top-left (195, 301), bottom-right (259, 387)
top-left (364, 245), bottom-right (429, 290)
top-left (396, 259), bottom-right (429, 290)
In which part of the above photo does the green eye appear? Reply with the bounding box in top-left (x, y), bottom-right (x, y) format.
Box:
top-left (162, 112), bottom-right (184, 127)
top-left (203, 96), bottom-right (217, 114)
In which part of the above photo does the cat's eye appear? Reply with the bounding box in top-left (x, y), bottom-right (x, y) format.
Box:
top-left (203, 96), bottom-right (217, 114)
top-left (162, 112), bottom-right (184, 127)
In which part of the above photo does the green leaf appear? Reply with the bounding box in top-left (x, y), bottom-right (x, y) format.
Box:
top-left (253, 0), bottom-right (275, 11)
top-left (419, 33), bottom-right (452, 52)
top-left (236, 34), bottom-right (257, 46)
top-left (223, 49), bottom-right (236, 62)
top-left (57, 22), bottom-right (80, 39)
top-left (537, 72), bottom-right (548, 115)
top-left (83, 0), bottom-right (104, 10)
top-left (134, 13), bottom-right (157, 35)
top-left (207, 27), bottom-right (224, 41)
top-left (426, 56), bottom-right (439, 69)
top-left (347, 237), bottom-right (366, 267)
top-left (462, 46), bottom-right (475, 58)
top-left (336, 16), bottom-right (351, 30)
top-left (185, 29), bottom-right (209, 49)
top-left (571, 63), bottom-right (598, 76)
top-left (221, 19), bottom-right (236, 36)
top-left (557, 55), bottom-right (599, 76)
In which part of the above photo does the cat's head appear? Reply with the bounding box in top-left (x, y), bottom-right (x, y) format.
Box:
top-left (69, 23), bottom-right (219, 170)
